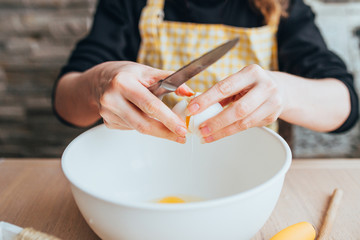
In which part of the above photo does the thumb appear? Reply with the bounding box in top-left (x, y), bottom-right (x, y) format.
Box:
top-left (139, 65), bottom-right (174, 87)
top-left (142, 65), bottom-right (194, 96)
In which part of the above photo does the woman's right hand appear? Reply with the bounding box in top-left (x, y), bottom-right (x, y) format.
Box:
top-left (56, 61), bottom-right (194, 143)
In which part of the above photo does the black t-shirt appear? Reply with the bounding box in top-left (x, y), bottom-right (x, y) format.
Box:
top-left (56, 0), bottom-right (359, 133)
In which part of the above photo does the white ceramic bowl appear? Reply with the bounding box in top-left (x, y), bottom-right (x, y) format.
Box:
top-left (62, 125), bottom-right (291, 240)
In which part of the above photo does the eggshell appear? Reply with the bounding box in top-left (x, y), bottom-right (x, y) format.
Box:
top-left (172, 99), bottom-right (188, 122)
top-left (270, 222), bottom-right (316, 240)
top-left (189, 102), bottom-right (223, 136)
top-left (172, 94), bottom-right (223, 137)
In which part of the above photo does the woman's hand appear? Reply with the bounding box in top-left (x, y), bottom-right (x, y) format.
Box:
top-left (186, 64), bottom-right (285, 143)
top-left (55, 61), bottom-right (194, 143)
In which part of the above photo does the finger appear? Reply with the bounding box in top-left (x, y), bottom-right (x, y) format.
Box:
top-left (119, 77), bottom-right (188, 137)
top-left (141, 67), bottom-right (194, 97)
top-left (103, 119), bottom-right (132, 130)
top-left (175, 84), bottom-right (195, 97)
top-left (100, 107), bottom-right (132, 130)
top-left (100, 89), bottom-right (186, 143)
top-left (123, 102), bottom-right (187, 143)
top-left (187, 65), bottom-right (262, 115)
top-left (198, 84), bottom-right (272, 137)
top-left (137, 67), bottom-right (173, 88)
top-left (202, 100), bottom-right (281, 143)
top-left (219, 87), bottom-right (251, 107)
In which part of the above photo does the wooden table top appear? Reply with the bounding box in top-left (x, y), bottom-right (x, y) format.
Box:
top-left (0, 158), bottom-right (359, 240)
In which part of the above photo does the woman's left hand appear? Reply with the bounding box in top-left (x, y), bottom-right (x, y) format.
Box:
top-left (186, 64), bottom-right (285, 143)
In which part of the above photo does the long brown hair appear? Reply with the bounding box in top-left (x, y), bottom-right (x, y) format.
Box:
top-left (251, 0), bottom-right (289, 25)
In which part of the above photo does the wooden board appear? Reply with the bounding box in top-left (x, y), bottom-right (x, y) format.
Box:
top-left (253, 159), bottom-right (360, 239)
top-left (1, 159), bottom-right (359, 240)
top-left (0, 159), bottom-right (99, 240)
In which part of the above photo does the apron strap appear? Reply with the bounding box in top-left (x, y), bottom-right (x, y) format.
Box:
top-left (137, 0), bottom-right (165, 65)
top-left (145, 0), bottom-right (165, 9)
top-left (140, 0), bottom-right (165, 27)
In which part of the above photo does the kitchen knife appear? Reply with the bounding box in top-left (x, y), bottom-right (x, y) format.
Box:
top-left (148, 37), bottom-right (239, 99)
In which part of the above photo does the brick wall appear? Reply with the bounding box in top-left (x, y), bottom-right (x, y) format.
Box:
top-left (0, 0), bottom-right (359, 158)
top-left (0, 0), bottom-right (97, 157)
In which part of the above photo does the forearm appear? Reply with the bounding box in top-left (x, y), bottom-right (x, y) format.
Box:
top-left (54, 70), bottom-right (100, 127)
top-left (274, 71), bottom-right (351, 132)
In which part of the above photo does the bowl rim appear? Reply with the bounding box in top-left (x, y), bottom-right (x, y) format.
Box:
top-left (62, 124), bottom-right (292, 211)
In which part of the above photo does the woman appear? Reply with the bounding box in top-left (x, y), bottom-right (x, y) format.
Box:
top-left (53, 0), bottom-right (358, 144)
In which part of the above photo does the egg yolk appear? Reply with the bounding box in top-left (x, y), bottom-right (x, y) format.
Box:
top-left (157, 196), bottom-right (185, 204)
top-left (186, 115), bottom-right (191, 129)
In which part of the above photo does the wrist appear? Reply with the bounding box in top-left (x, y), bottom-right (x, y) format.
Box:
top-left (72, 67), bottom-right (102, 124)
top-left (268, 71), bottom-right (290, 118)
top-left (88, 65), bottom-right (103, 111)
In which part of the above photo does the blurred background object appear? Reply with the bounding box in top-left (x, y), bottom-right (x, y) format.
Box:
top-left (0, 0), bottom-right (359, 158)
top-left (0, 0), bottom-right (96, 157)
top-left (295, 0), bottom-right (360, 158)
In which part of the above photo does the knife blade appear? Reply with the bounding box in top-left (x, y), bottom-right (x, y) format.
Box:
top-left (148, 37), bottom-right (239, 99)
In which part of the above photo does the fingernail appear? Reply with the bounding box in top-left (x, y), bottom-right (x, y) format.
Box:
top-left (176, 136), bottom-right (186, 144)
top-left (188, 88), bottom-right (195, 96)
top-left (187, 103), bottom-right (199, 115)
top-left (204, 136), bottom-right (214, 143)
top-left (200, 126), bottom-right (211, 136)
top-left (176, 125), bottom-right (188, 136)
